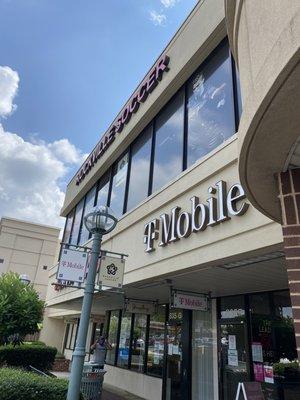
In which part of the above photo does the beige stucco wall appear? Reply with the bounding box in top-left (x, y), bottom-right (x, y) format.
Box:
top-left (0, 217), bottom-right (60, 299)
top-left (104, 365), bottom-right (162, 400)
top-left (225, 0), bottom-right (300, 221)
top-left (46, 136), bottom-right (284, 310)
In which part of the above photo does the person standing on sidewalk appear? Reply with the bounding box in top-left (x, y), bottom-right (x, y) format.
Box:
top-left (90, 336), bottom-right (112, 368)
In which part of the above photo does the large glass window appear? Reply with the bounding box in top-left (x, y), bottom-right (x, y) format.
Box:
top-left (187, 42), bottom-right (235, 167)
top-left (152, 89), bottom-right (184, 193)
top-left (126, 126), bottom-right (152, 211)
top-left (109, 153), bottom-right (129, 218)
top-left (131, 314), bottom-right (147, 372)
top-left (147, 306), bottom-right (165, 376)
top-left (220, 295), bottom-right (245, 321)
top-left (78, 186), bottom-right (96, 245)
top-left (106, 311), bottom-right (120, 365)
top-left (62, 210), bottom-right (74, 244)
top-left (69, 199), bottom-right (84, 245)
top-left (192, 309), bottom-right (214, 400)
top-left (96, 172), bottom-right (110, 208)
top-left (117, 312), bottom-right (132, 368)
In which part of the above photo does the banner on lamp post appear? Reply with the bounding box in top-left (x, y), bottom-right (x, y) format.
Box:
top-left (58, 249), bottom-right (88, 283)
top-left (98, 255), bottom-right (125, 288)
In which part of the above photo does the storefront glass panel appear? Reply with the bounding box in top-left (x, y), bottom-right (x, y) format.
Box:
top-left (131, 314), bottom-right (147, 372)
top-left (106, 311), bottom-right (120, 365)
top-left (109, 153), bottom-right (129, 218)
top-left (127, 126), bottom-right (152, 211)
top-left (152, 89), bottom-right (184, 193)
top-left (219, 290), bottom-right (298, 400)
top-left (147, 306), bottom-right (165, 377)
top-left (187, 42), bottom-right (235, 167)
top-left (192, 309), bottom-right (214, 400)
top-left (117, 312), bottom-right (132, 368)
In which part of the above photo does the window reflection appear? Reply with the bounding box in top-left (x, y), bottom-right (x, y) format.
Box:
top-left (78, 186), bottom-right (96, 245)
top-left (131, 314), bottom-right (147, 372)
top-left (147, 307), bottom-right (165, 376)
top-left (127, 126), bottom-right (152, 211)
top-left (109, 153), bottom-right (129, 218)
top-left (70, 199), bottom-right (84, 245)
top-left (63, 210), bottom-right (74, 244)
top-left (117, 312), bottom-right (132, 368)
top-left (187, 43), bottom-right (235, 167)
top-left (106, 311), bottom-right (120, 365)
top-left (96, 172), bottom-right (110, 208)
top-left (152, 89), bottom-right (184, 193)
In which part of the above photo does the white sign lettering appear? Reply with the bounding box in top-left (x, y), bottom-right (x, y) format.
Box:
top-left (144, 181), bottom-right (249, 252)
top-left (58, 249), bottom-right (88, 283)
top-left (172, 291), bottom-right (208, 311)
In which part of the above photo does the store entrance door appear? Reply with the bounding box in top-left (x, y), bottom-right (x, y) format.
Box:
top-left (163, 308), bottom-right (191, 400)
top-left (220, 322), bottom-right (250, 400)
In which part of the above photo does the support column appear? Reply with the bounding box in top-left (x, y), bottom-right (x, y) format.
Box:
top-left (278, 169), bottom-right (300, 360)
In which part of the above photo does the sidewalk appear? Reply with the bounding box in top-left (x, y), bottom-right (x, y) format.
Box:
top-left (52, 372), bottom-right (145, 400)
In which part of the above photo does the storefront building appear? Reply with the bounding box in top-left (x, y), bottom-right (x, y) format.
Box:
top-left (41, 1), bottom-right (300, 399)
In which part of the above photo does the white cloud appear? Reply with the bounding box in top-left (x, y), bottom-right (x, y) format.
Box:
top-left (0, 66), bottom-right (19, 118)
top-left (0, 124), bottom-right (86, 229)
top-left (149, 10), bottom-right (167, 26)
top-left (161, 0), bottom-right (178, 8)
top-left (0, 66), bottom-right (86, 230)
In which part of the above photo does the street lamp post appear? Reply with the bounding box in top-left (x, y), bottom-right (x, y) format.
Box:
top-left (19, 274), bottom-right (31, 285)
top-left (67, 206), bottom-right (117, 400)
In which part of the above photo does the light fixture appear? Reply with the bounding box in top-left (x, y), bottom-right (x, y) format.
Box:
top-left (217, 251), bottom-right (284, 270)
top-left (19, 274), bottom-right (31, 285)
top-left (83, 205), bottom-right (117, 235)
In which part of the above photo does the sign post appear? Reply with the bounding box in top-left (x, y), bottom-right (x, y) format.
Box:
top-left (235, 382), bottom-right (264, 400)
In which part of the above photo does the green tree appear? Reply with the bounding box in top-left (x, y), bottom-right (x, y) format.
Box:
top-left (0, 272), bottom-right (44, 345)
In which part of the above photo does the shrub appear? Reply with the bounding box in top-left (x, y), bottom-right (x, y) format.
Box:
top-left (0, 344), bottom-right (57, 371)
top-left (0, 272), bottom-right (44, 345)
top-left (0, 368), bottom-right (73, 400)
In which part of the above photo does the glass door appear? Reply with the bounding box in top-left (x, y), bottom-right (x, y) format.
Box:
top-left (220, 322), bottom-right (250, 400)
top-left (164, 308), bottom-right (190, 400)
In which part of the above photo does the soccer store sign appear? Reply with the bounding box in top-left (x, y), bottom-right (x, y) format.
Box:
top-left (76, 55), bottom-right (170, 185)
top-left (144, 181), bottom-right (249, 252)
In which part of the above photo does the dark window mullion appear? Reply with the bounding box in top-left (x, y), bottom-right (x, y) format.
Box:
top-left (148, 122), bottom-right (156, 196)
top-left (77, 195), bottom-right (87, 246)
top-left (183, 83), bottom-right (189, 172)
top-left (123, 146), bottom-right (132, 214)
top-left (107, 167), bottom-right (114, 208)
top-left (144, 314), bottom-right (150, 374)
top-left (128, 313), bottom-right (135, 369)
top-left (68, 209), bottom-right (76, 246)
top-left (114, 310), bottom-right (122, 366)
top-left (230, 53), bottom-right (241, 132)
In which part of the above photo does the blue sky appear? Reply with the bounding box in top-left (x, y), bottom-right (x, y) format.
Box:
top-left (0, 0), bottom-right (197, 152)
top-left (0, 0), bottom-right (197, 228)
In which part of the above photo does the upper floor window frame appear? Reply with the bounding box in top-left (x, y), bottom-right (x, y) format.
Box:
top-left (62, 38), bottom-right (241, 241)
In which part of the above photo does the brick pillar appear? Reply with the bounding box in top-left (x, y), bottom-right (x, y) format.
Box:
top-left (278, 169), bottom-right (300, 360)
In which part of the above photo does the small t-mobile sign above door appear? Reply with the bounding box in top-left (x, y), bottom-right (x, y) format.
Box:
top-left (143, 181), bottom-right (249, 252)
